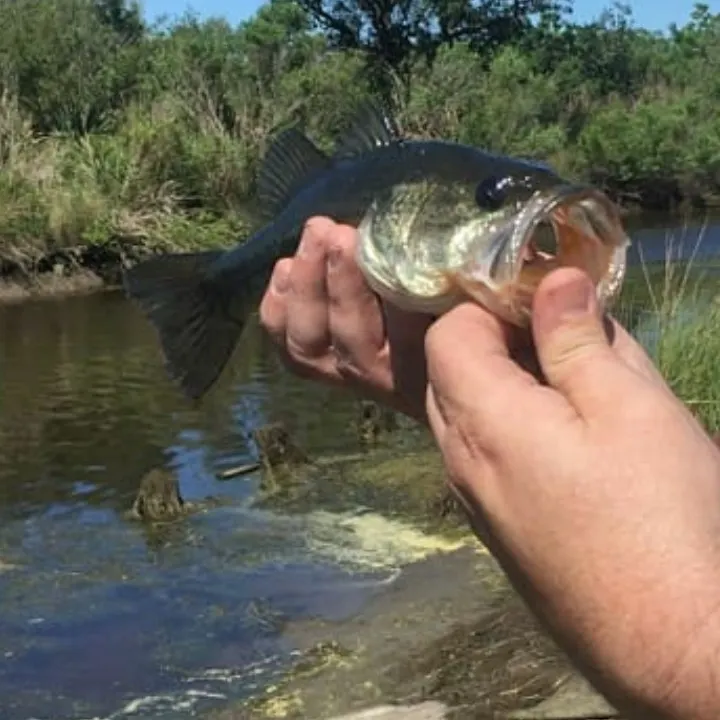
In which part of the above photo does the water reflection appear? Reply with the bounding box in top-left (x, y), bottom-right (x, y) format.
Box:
top-left (0, 289), bottom-right (399, 720)
top-left (0, 291), bottom-right (375, 520)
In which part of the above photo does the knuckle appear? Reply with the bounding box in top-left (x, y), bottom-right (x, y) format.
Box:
top-left (277, 343), bottom-right (317, 377)
top-left (334, 350), bottom-right (384, 391)
top-left (279, 347), bottom-right (339, 386)
top-left (268, 258), bottom-right (293, 294)
top-left (328, 241), bottom-right (353, 271)
top-left (335, 357), bottom-right (366, 384)
top-left (285, 334), bottom-right (327, 364)
top-left (258, 304), bottom-right (272, 331)
top-left (541, 326), bottom-right (609, 382)
top-left (330, 225), bottom-right (358, 254)
top-left (302, 216), bottom-right (335, 243)
top-left (274, 257), bottom-right (293, 277)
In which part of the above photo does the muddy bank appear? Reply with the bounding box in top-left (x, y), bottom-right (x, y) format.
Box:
top-left (0, 268), bottom-right (111, 303)
top-left (207, 545), bottom-right (618, 720)
top-left (0, 239), bottom-right (150, 304)
top-left (0, 204), bottom-right (711, 307)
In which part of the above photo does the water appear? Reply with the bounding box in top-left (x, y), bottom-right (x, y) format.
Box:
top-left (624, 212), bottom-right (720, 266)
top-left (0, 212), bottom-right (719, 720)
top-left (0, 294), bottom-right (410, 719)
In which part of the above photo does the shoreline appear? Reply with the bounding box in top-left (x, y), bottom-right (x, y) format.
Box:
top-left (0, 200), bottom-right (715, 308)
top-left (207, 545), bottom-right (619, 720)
top-left (0, 269), bottom-right (119, 305)
top-left (0, 239), bottom-right (143, 306)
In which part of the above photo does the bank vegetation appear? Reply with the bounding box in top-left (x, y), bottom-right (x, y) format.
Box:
top-left (1, 0), bottom-right (719, 282)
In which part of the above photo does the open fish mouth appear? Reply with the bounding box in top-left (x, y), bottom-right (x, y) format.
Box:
top-left (459, 185), bottom-right (630, 325)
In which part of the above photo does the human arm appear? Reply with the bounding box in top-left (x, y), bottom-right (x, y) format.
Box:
top-left (424, 267), bottom-right (720, 720)
top-left (258, 216), bottom-right (720, 718)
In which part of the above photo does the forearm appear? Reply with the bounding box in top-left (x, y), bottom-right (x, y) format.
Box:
top-left (531, 559), bottom-right (720, 720)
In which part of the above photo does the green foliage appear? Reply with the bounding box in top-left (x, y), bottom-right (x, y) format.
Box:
top-left (1, 0), bottom-right (720, 273)
top-left (655, 299), bottom-right (720, 433)
top-left (0, 0), bottom-right (146, 133)
top-left (614, 225), bottom-right (720, 432)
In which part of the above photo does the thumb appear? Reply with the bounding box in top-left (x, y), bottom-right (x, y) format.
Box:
top-left (531, 267), bottom-right (630, 414)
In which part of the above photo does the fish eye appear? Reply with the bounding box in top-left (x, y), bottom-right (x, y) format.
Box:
top-left (475, 176), bottom-right (509, 211)
top-left (475, 175), bottom-right (537, 211)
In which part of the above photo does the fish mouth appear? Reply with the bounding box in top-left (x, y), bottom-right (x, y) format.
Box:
top-left (459, 185), bottom-right (630, 325)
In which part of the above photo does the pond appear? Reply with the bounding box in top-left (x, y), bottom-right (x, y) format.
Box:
top-left (0, 212), bottom-right (719, 720)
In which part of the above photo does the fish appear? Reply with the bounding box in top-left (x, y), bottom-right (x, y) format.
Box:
top-left (123, 100), bottom-right (630, 401)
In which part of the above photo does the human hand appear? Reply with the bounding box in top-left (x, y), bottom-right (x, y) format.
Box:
top-left (259, 217), bottom-right (433, 423)
top-left (425, 268), bottom-right (720, 720)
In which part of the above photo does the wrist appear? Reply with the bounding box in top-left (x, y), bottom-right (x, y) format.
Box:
top-left (548, 557), bottom-right (720, 720)
top-left (656, 593), bottom-right (720, 720)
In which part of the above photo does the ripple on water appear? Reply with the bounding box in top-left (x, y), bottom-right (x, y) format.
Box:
top-left (0, 475), bottom-right (416, 718)
top-left (6, 222), bottom-right (715, 720)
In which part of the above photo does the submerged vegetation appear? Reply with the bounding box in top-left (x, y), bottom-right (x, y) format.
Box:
top-left (1, 0), bottom-right (720, 281)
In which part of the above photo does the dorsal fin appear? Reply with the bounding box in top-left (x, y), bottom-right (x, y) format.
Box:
top-left (257, 127), bottom-right (330, 214)
top-left (333, 99), bottom-right (402, 160)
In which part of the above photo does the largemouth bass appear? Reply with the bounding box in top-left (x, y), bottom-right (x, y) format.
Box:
top-left (123, 101), bottom-right (630, 400)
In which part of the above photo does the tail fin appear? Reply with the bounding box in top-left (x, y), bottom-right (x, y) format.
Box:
top-left (123, 250), bottom-right (244, 401)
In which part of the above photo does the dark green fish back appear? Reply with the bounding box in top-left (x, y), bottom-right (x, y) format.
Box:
top-left (122, 98), bottom-right (565, 403)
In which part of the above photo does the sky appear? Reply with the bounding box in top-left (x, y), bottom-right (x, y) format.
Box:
top-left (139, 0), bottom-right (720, 33)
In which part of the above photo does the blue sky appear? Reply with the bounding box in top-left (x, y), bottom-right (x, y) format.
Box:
top-left (140, 0), bottom-right (720, 33)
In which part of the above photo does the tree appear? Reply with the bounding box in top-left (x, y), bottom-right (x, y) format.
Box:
top-left (296, 0), bottom-right (570, 94)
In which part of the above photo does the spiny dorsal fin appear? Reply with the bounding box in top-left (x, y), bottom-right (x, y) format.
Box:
top-left (257, 127), bottom-right (330, 215)
top-left (333, 99), bottom-right (402, 160)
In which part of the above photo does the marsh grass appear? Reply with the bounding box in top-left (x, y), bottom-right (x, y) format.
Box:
top-left (0, 91), bottom-right (253, 275)
top-left (617, 221), bottom-right (720, 432)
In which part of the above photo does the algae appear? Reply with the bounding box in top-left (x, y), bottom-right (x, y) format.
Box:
top-left (251, 442), bottom-right (465, 539)
top-left (205, 547), bottom-right (597, 720)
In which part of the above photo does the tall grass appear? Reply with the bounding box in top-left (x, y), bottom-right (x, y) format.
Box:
top-left (618, 222), bottom-right (720, 432)
top-left (0, 91), bottom-right (253, 274)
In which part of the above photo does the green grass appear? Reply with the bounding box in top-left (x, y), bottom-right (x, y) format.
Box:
top-left (0, 93), bottom-right (253, 274)
top-left (655, 299), bottom-right (720, 432)
top-left (616, 222), bottom-right (720, 432)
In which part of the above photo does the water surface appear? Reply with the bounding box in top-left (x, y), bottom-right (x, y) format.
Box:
top-left (0, 213), bottom-right (719, 719)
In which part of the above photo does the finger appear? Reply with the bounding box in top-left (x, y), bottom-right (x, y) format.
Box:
top-left (326, 225), bottom-right (386, 369)
top-left (285, 217), bottom-right (333, 358)
top-left (427, 383), bottom-right (499, 549)
top-left (259, 258), bottom-right (293, 344)
top-left (385, 302), bottom-right (434, 419)
top-left (531, 268), bottom-right (647, 416)
top-left (425, 303), bottom-right (563, 446)
top-left (426, 382), bottom-right (447, 445)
